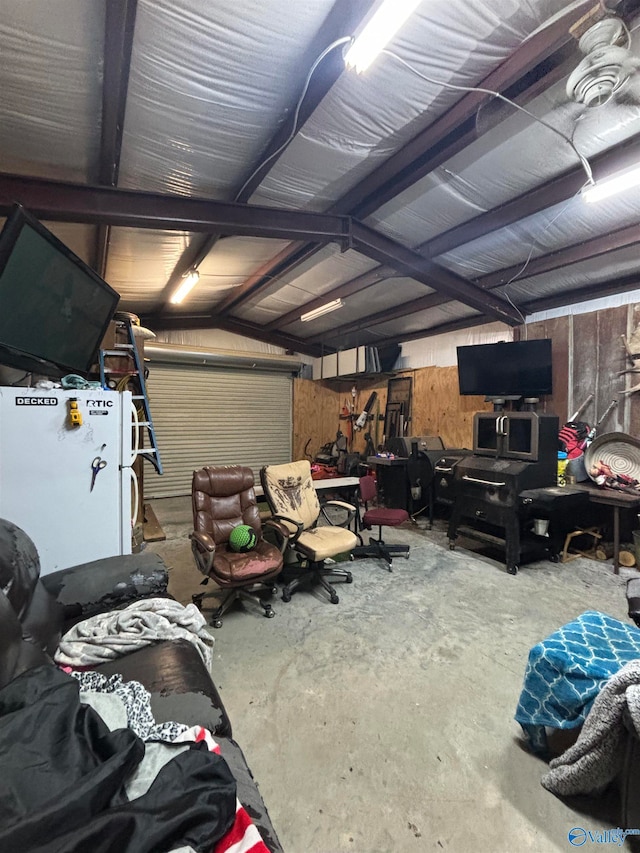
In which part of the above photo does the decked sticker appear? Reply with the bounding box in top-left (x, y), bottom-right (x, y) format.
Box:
top-left (15, 397), bottom-right (58, 406)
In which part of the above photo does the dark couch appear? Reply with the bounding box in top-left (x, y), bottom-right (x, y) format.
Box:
top-left (0, 520), bottom-right (282, 852)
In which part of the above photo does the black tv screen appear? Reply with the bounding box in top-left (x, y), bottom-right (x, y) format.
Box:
top-left (0, 205), bottom-right (119, 377)
top-left (457, 339), bottom-right (553, 397)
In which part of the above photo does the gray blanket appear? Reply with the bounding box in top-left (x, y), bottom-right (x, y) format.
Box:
top-left (542, 659), bottom-right (640, 797)
top-left (55, 597), bottom-right (214, 669)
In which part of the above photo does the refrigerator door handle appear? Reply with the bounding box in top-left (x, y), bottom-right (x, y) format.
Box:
top-left (128, 400), bottom-right (141, 466)
top-left (129, 467), bottom-right (139, 530)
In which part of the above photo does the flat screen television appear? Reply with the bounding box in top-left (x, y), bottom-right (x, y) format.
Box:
top-left (456, 339), bottom-right (553, 397)
top-left (0, 205), bottom-right (119, 378)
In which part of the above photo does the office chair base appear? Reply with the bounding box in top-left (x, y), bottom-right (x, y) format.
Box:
top-left (352, 537), bottom-right (410, 571)
top-left (281, 562), bottom-right (352, 605)
top-left (192, 583), bottom-right (277, 627)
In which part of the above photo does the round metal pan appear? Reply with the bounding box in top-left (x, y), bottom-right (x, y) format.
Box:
top-left (584, 432), bottom-right (640, 483)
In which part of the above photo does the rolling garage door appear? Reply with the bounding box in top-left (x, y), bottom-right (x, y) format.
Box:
top-left (145, 363), bottom-right (292, 498)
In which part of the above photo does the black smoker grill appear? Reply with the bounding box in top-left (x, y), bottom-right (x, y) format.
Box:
top-left (447, 412), bottom-right (559, 574)
top-left (380, 437), bottom-right (469, 525)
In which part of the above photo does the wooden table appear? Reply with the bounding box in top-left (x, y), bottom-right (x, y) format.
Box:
top-left (571, 483), bottom-right (640, 574)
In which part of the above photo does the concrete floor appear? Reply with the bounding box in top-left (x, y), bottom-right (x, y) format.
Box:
top-left (147, 497), bottom-right (633, 853)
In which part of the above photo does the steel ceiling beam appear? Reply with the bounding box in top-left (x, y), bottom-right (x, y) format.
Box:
top-left (155, 0), bottom-right (376, 315)
top-left (0, 173), bottom-right (353, 242)
top-left (305, 290), bottom-right (448, 344)
top-left (368, 315), bottom-right (492, 349)
top-left (350, 222), bottom-right (522, 324)
top-left (268, 264), bottom-right (389, 331)
top-left (215, 242), bottom-right (323, 318)
top-left (476, 221), bottom-right (640, 291)
top-left (284, 130), bottom-right (640, 334)
top-left (366, 274), bottom-right (640, 353)
top-left (306, 220), bottom-right (640, 342)
top-left (93, 0), bottom-right (138, 277)
top-left (328, 273), bottom-right (640, 347)
top-left (232, 0), bottom-right (375, 202)
top-left (227, 0), bottom-right (604, 316)
top-left (142, 312), bottom-right (322, 357)
top-left (420, 132), bottom-right (640, 260)
top-left (515, 273), bottom-right (640, 314)
top-left (0, 172), bottom-right (522, 323)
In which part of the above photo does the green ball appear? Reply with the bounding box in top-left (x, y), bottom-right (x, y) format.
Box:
top-left (228, 524), bottom-right (257, 553)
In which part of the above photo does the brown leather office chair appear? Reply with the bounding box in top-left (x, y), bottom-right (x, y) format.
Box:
top-left (353, 474), bottom-right (410, 571)
top-left (260, 460), bottom-right (357, 604)
top-left (191, 466), bottom-right (287, 627)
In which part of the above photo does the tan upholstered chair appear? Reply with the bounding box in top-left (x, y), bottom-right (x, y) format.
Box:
top-left (259, 460), bottom-right (357, 604)
top-left (190, 465), bottom-right (288, 627)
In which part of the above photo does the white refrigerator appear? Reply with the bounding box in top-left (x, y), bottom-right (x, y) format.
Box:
top-left (0, 387), bottom-right (139, 575)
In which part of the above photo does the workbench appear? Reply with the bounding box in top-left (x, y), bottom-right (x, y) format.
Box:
top-left (571, 483), bottom-right (640, 574)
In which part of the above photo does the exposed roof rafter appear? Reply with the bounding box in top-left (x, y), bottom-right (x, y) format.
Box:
top-left (362, 273), bottom-right (640, 354)
top-left (350, 222), bottom-right (521, 324)
top-left (0, 172), bottom-right (522, 324)
top-left (142, 312), bottom-right (322, 357)
top-left (93, 0), bottom-right (138, 277)
top-left (283, 131), bottom-right (640, 339)
top-left (0, 173), bottom-right (351, 241)
top-left (225, 0), bottom-right (607, 316)
top-left (152, 0), bottom-right (377, 315)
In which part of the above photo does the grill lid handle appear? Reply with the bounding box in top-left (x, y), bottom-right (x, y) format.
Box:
top-left (461, 475), bottom-right (507, 488)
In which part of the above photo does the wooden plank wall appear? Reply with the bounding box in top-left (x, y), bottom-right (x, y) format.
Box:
top-left (292, 369), bottom-right (489, 461)
top-left (293, 302), bottom-right (640, 463)
top-left (520, 303), bottom-right (640, 432)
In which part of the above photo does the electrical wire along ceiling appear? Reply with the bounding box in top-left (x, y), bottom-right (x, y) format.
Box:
top-left (1, 0), bottom-right (640, 356)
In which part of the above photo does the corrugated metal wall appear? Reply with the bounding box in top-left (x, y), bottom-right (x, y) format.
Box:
top-left (145, 364), bottom-right (292, 498)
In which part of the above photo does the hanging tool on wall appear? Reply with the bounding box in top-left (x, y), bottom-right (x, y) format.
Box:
top-left (355, 391), bottom-right (378, 431)
top-left (568, 394), bottom-right (594, 422)
top-left (586, 400), bottom-right (618, 445)
top-left (340, 399), bottom-right (354, 449)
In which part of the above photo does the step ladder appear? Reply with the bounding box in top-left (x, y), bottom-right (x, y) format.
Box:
top-left (99, 320), bottom-right (163, 475)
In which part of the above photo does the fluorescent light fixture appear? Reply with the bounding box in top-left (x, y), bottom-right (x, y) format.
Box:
top-left (344, 0), bottom-right (423, 74)
top-left (300, 298), bottom-right (344, 322)
top-left (170, 270), bottom-right (200, 304)
top-left (583, 162), bottom-right (640, 203)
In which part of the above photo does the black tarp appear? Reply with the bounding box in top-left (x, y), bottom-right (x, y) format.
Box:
top-left (0, 665), bottom-right (237, 852)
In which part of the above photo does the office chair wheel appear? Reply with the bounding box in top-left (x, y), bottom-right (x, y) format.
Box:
top-left (192, 594), bottom-right (204, 610)
top-left (507, 564), bottom-right (519, 576)
top-left (212, 619), bottom-right (223, 628)
top-left (282, 589), bottom-right (292, 603)
top-left (345, 573), bottom-right (353, 583)
top-left (264, 607), bottom-right (275, 619)
top-left (270, 586), bottom-right (278, 595)
top-left (330, 593), bottom-right (339, 604)
top-left (449, 541), bottom-right (455, 550)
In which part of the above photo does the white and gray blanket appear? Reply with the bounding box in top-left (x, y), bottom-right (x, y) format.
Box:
top-left (542, 659), bottom-right (640, 797)
top-left (55, 597), bottom-right (214, 669)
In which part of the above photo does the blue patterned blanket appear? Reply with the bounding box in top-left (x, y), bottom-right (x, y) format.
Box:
top-left (515, 611), bottom-right (640, 750)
